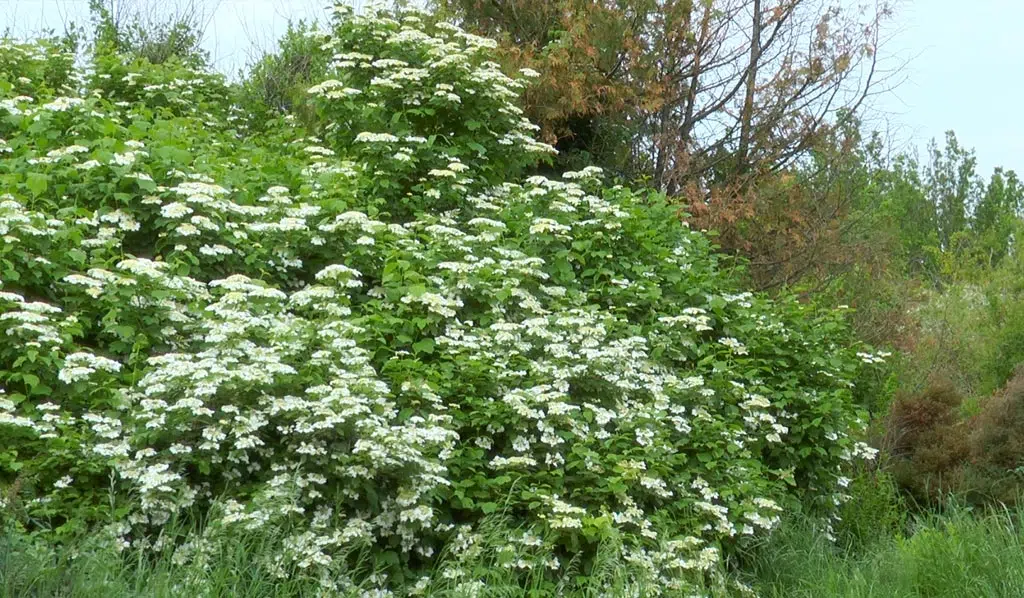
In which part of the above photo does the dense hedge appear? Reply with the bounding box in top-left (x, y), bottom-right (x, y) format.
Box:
top-left (0, 6), bottom-right (880, 594)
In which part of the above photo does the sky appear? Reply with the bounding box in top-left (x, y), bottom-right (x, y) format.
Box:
top-left (2, 0), bottom-right (1023, 177)
top-left (874, 1), bottom-right (1024, 176)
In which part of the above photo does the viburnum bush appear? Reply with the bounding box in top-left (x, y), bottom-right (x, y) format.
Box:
top-left (0, 5), bottom-right (882, 595)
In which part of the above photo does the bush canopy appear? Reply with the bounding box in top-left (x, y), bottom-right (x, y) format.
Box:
top-left (0, 5), bottom-right (880, 594)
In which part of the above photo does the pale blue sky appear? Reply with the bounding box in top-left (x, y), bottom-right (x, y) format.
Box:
top-left (2, 0), bottom-right (339, 74)
top-left (873, 1), bottom-right (1024, 176)
top-left (3, 0), bottom-right (1022, 176)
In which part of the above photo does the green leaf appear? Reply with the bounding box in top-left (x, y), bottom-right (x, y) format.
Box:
top-left (26, 173), bottom-right (48, 196)
top-left (30, 384), bottom-right (52, 396)
top-left (22, 374), bottom-right (39, 389)
top-left (135, 177), bottom-right (157, 191)
top-left (68, 249), bottom-right (87, 265)
top-left (468, 141), bottom-right (487, 156)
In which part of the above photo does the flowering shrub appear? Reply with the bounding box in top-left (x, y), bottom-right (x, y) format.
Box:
top-left (0, 5), bottom-right (879, 594)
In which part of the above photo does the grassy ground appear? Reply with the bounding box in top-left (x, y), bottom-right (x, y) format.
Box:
top-left (745, 505), bottom-right (1024, 598)
top-left (0, 524), bottom-right (327, 598)
top-left (0, 517), bottom-right (699, 598)
top-left (6, 506), bottom-right (1024, 597)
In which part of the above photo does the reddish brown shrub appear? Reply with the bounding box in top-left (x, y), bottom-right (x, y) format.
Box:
top-left (970, 370), bottom-right (1024, 468)
top-left (884, 381), bottom-right (970, 504)
top-left (883, 370), bottom-right (1024, 506)
top-left (963, 368), bottom-right (1024, 502)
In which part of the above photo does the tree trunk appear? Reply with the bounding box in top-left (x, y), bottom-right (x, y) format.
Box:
top-left (738, 0), bottom-right (762, 168)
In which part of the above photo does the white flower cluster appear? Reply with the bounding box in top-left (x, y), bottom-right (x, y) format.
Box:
top-left (58, 352), bottom-right (122, 384)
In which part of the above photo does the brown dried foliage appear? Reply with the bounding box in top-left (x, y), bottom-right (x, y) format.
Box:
top-left (884, 381), bottom-right (969, 505)
top-left (884, 370), bottom-right (1024, 506)
top-left (442, 0), bottom-right (893, 189)
top-left (970, 378), bottom-right (1024, 468)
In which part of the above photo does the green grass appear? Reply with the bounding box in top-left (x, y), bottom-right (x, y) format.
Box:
top-left (8, 506), bottom-right (1024, 597)
top-left (0, 523), bottom-right (339, 598)
top-left (0, 516), bottom-right (721, 598)
top-left (743, 504), bottom-right (1024, 597)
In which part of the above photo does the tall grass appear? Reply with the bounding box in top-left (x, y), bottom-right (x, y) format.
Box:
top-left (0, 515), bottom-right (730, 598)
top-left (0, 521), bottom-right (340, 598)
top-left (8, 505), bottom-right (1024, 597)
top-left (744, 503), bottom-right (1024, 598)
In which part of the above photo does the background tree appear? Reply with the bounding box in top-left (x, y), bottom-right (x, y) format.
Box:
top-left (437, 0), bottom-right (896, 290)
top-left (973, 167), bottom-right (1023, 266)
top-left (439, 0), bottom-right (892, 188)
top-left (925, 130), bottom-right (982, 252)
top-left (434, 0), bottom-right (643, 175)
top-left (875, 152), bottom-right (939, 278)
top-left (87, 0), bottom-right (214, 67)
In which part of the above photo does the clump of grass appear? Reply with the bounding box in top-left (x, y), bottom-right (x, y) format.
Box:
top-left (743, 502), bottom-right (1024, 598)
top-left (12, 505), bottom-right (1024, 598)
top-left (0, 513), bottom-right (742, 598)
top-left (0, 519), bottom-right (360, 598)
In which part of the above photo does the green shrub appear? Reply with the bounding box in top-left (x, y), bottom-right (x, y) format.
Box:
top-left (0, 4), bottom-right (880, 593)
top-left (832, 463), bottom-right (906, 551)
top-left (239, 21), bottom-right (332, 128)
top-left (0, 39), bottom-right (77, 100)
top-left (894, 262), bottom-right (1024, 411)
